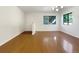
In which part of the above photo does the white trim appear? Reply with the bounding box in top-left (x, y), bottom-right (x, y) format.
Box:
top-left (61, 31), bottom-right (79, 39)
top-left (0, 32), bottom-right (22, 46)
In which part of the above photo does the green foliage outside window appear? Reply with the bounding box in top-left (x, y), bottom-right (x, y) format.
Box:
top-left (63, 12), bottom-right (72, 25)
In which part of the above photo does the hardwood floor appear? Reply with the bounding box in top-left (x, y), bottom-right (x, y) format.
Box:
top-left (0, 31), bottom-right (79, 53)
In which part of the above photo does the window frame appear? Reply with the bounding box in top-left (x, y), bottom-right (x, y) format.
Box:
top-left (63, 12), bottom-right (72, 25)
top-left (43, 16), bottom-right (56, 25)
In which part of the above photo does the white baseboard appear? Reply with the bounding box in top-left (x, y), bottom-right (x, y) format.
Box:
top-left (61, 31), bottom-right (79, 39)
top-left (0, 32), bottom-right (23, 46)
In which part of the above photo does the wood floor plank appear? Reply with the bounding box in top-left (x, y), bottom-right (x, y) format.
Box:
top-left (0, 31), bottom-right (79, 53)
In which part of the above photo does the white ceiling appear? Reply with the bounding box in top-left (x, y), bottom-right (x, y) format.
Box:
top-left (18, 6), bottom-right (72, 13)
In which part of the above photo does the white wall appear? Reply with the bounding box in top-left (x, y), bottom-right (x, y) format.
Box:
top-left (0, 6), bottom-right (24, 46)
top-left (25, 7), bottom-right (79, 38)
top-left (0, 6), bottom-right (78, 46)
top-left (61, 7), bottom-right (79, 38)
top-left (24, 12), bottom-right (61, 31)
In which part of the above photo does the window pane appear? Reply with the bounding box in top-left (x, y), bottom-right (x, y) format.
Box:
top-left (63, 14), bottom-right (67, 23)
top-left (49, 16), bottom-right (56, 24)
top-left (69, 13), bottom-right (72, 23)
top-left (63, 12), bottom-right (72, 25)
top-left (43, 16), bottom-right (56, 25)
top-left (44, 16), bottom-right (49, 24)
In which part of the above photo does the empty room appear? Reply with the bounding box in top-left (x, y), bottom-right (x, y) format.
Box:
top-left (0, 6), bottom-right (79, 53)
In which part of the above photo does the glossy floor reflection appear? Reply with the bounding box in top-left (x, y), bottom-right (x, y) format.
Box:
top-left (0, 31), bottom-right (79, 53)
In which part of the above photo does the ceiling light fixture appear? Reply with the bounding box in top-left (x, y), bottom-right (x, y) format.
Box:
top-left (56, 8), bottom-right (59, 11)
top-left (51, 6), bottom-right (64, 12)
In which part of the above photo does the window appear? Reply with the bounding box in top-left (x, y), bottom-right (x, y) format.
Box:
top-left (43, 16), bottom-right (56, 25)
top-left (63, 12), bottom-right (72, 25)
